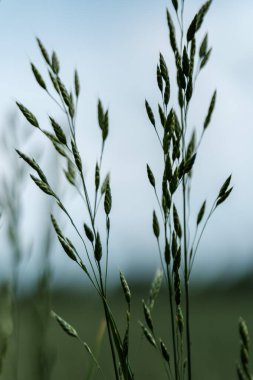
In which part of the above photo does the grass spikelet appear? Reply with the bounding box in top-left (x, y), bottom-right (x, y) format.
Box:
top-left (142, 300), bottom-right (153, 331)
top-left (74, 69), bottom-right (80, 98)
top-left (173, 204), bottom-right (182, 239)
top-left (145, 100), bottom-right (156, 128)
top-left (51, 214), bottom-right (64, 239)
top-left (197, 201), bottom-right (206, 225)
top-left (36, 37), bottom-right (51, 65)
top-left (71, 140), bottom-right (82, 172)
top-left (152, 210), bottom-right (160, 239)
top-left (84, 223), bottom-right (94, 243)
top-left (157, 65), bottom-right (163, 94)
top-left (140, 322), bottom-right (156, 348)
top-left (171, 0), bottom-right (178, 12)
top-left (101, 173), bottom-right (110, 195)
top-left (148, 270), bottom-right (163, 310)
top-left (57, 77), bottom-right (70, 107)
top-left (49, 117), bottom-right (67, 145)
top-left (120, 272), bottom-right (131, 305)
top-left (31, 63), bottom-right (47, 90)
top-left (160, 339), bottom-right (170, 363)
top-left (51, 311), bottom-right (78, 338)
top-left (199, 33), bottom-right (208, 58)
top-left (94, 232), bottom-right (102, 262)
top-left (51, 51), bottom-right (60, 75)
top-left (218, 175), bottom-right (232, 198)
top-left (104, 182), bottom-right (112, 215)
top-left (166, 9), bottom-right (178, 54)
top-left (58, 236), bottom-right (77, 262)
top-left (30, 175), bottom-right (54, 196)
top-left (147, 164), bottom-right (156, 188)
top-left (16, 102), bottom-right (39, 128)
top-left (204, 90), bottom-right (216, 130)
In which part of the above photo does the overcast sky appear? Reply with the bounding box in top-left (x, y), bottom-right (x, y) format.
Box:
top-left (1, 0), bottom-right (253, 286)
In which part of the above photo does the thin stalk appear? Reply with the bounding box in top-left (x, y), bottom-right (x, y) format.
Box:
top-left (166, 264), bottom-right (179, 380)
top-left (98, 263), bottom-right (119, 380)
top-left (182, 175), bottom-right (192, 380)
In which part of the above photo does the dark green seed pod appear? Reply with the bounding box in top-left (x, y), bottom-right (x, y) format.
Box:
top-left (51, 51), bottom-right (60, 74)
top-left (48, 70), bottom-right (59, 93)
top-left (189, 38), bottom-right (196, 77)
top-left (36, 38), bottom-right (51, 65)
top-left (174, 271), bottom-right (181, 305)
top-left (71, 140), bottom-right (82, 172)
top-left (166, 9), bottom-right (178, 54)
top-left (216, 188), bottom-right (233, 207)
top-left (142, 300), bottom-right (153, 331)
top-left (160, 339), bottom-right (170, 363)
top-left (51, 214), bottom-right (64, 239)
top-left (177, 306), bottom-right (184, 334)
top-left (165, 155), bottom-right (172, 182)
top-left (102, 110), bottom-right (109, 141)
top-left (16, 102), bottom-right (39, 128)
top-left (94, 232), bottom-right (102, 261)
top-left (58, 236), bottom-right (76, 262)
top-left (178, 88), bottom-right (184, 108)
top-left (182, 47), bottom-right (189, 77)
top-left (57, 78), bottom-right (70, 107)
top-left (170, 169), bottom-right (178, 194)
top-left (171, 0), bottom-right (178, 12)
top-left (199, 33), bottom-right (208, 58)
top-left (49, 117), bottom-right (67, 145)
top-left (157, 65), bottom-right (163, 94)
top-left (95, 163), bottom-right (100, 191)
top-left (164, 78), bottom-right (170, 106)
top-left (152, 210), bottom-right (160, 239)
top-left (140, 323), bottom-right (156, 348)
top-left (204, 90), bottom-right (216, 130)
top-left (74, 69), bottom-right (80, 97)
top-left (147, 164), bottom-right (156, 188)
top-left (158, 104), bottom-right (166, 128)
top-left (145, 100), bottom-right (156, 128)
top-left (177, 66), bottom-right (186, 90)
top-left (184, 154), bottom-right (196, 175)
top-left (84, 223), bottom-right (94, 243)
top-left (173, 205), bottom-right (182, 239)
top-left (172, 232), bottom-right (177, 259)
top-left (31, 63), bottom-right (47, 90)
top-left (98, 99), bottom-right (104, 129)
top-left (159, 53), bottom-right (168, 81)
top-left (186, 78), bottom-right (193, 103)
top-left (51, 311), bottom-right (78, 338)
top-left (104, 182), bottom-right (112, 215)
top-left (30, 175), bottom-right (54, 196)
top-left (187, 14), bottom-right (198, 42)
top-left (197, 201), bottom-right (206, 225)
top-left (165, 238), bottom-right (171, 265)
top-left (120, 272), bottom-right (131, 305)
top-left (239, 318), bottom-right (250, 351)
top-left (218, 175), bottom-right (232, 198)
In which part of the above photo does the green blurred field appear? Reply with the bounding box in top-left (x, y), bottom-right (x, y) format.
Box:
top-left (1, 280), bottom-right (253, 380)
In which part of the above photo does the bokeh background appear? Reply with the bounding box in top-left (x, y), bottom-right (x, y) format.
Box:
top-left (0, 1), bottom-right (253, 379)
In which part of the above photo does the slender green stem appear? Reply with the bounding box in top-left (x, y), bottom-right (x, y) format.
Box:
top-left (182, 175), bottom-right (192, 380)
top-left (98, 263), bottom-right (119, 380)
top-left (166, 265), bottom-right (179, 380)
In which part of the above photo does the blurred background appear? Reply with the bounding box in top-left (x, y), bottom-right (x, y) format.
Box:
top-left (0, 0), bottom-right (253, 379)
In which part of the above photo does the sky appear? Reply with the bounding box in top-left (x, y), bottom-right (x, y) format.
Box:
top-left (1, 0), bottom-right (253, 287)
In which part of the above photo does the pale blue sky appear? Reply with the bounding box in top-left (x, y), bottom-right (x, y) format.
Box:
top-left (1, 1), bottom-right (253, 286)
